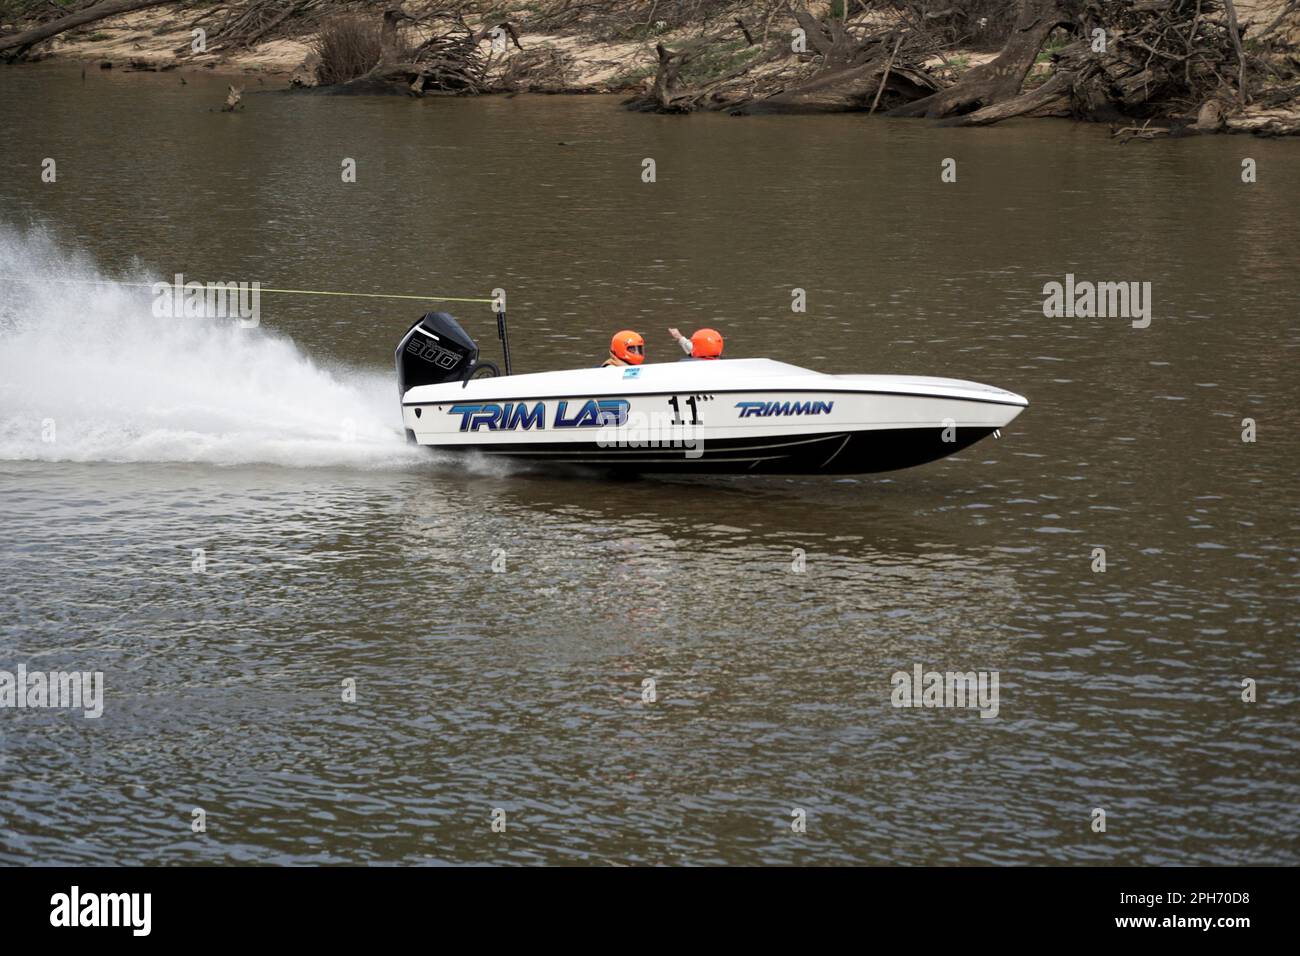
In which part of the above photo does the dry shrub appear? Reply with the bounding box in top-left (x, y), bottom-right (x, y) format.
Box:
top-left (313, 16), bottom-right (384, 86)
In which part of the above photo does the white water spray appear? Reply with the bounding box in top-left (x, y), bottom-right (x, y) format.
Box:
top-left (0, 227), bottom-right (426, 469)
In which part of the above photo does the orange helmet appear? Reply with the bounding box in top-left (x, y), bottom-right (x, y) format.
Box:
top-left (690, 328), bottom-right (723, 359)
top-left (610, 330), bottom-right (645, 365)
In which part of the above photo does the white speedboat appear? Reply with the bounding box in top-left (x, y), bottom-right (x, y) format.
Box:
top-left (397, 312), bottom-right (1027, 475)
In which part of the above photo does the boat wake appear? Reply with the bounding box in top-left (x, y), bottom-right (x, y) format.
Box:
top-left (0, 227), bottom-right (428, 470)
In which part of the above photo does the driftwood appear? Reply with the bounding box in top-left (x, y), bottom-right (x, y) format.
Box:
top-left (1224, 109), bottom-right (1300, 135)
top-left (0, 0), bottom-right (175, 61)
top-left (180, 0), bottom-right (330, 58)
top-left (628, 10), bottom-right (939, 114)
top-left (890, 0), bottom-right (1073, 119)
top-left (739, 14), bottom-right (940, 114)
top-left (1112, 119), bottom-right (1174, 142)
top-left (869, 34), bottom-right (905, 115)
top-left (892, 0), bottom-right (1272, 131)
top-left (738, 56), bottom-right (939, 113)
top-left (499, 45), bottom-right (574, 92)
top-left (939, 70), bottom-right (1074, 125)
top-left (647, 42), bottom-right (694, 111)
top-left (4, 0), bottom-right (1293, 133)
top-left (621, 0), bottom-right (1295, 133)
top-left (306, 7), bottom-right (507, 95)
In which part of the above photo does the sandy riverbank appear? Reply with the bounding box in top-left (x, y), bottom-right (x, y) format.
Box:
top-left (26, 4), bottom-right (663, 88)
top-left (17, 1), bottom-right (993, 90)
top-left (5, 1), bottom-right (1297, 135)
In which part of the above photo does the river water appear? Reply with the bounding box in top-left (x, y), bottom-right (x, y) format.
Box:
top-left (0, 63), bottom-right (1296, 865)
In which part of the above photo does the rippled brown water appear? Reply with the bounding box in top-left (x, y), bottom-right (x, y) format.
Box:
top-left (0, 64), bottom-right (1296, 864)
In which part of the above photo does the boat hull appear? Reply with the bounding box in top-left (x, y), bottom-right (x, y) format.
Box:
top-left (407, 426), bottom-right (1000, 475)
top-left (400, 360), bottom-right (1027, 476)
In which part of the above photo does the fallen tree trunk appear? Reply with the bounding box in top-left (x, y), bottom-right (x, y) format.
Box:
top-left (0, 0), bottom-right (175, 61)
top-left (362, 59), bottom-right (488, 95)
top-left (1224, 108), bottom-right (1300, 135)
top-left (889, 0), bottom-right (1288, 133)
top-left (737, 17), bottom-right (939, 114)
top-left (937, 70), bottom-right (1075, 125)
top-left (738, 56), bottom-right (939, 114)
top-left (648, 42), bottom-right (694, 112)
top-left (628, 12), bottom-right (939, 115)
top-left (890, 0), bottom-right (1075, 118)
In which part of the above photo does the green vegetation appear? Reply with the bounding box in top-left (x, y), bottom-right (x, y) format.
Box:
top-left (622, 19), bottom-right (672, 41)
top-left (1039, 27), bottom-right (1072, 60)
top-left (609, 36), bottom-right (764, 92)
top-left (679, 38), bottom-right (762, 84)
top-left (609, 64), bottom-right (657, 89)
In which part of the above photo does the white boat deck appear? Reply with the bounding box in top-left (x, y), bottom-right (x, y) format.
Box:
top-left (403, 358), bottom-right (1028, 407)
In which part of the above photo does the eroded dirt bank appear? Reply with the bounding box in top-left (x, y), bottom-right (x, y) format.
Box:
top-left (2, 1), bottom-right (1298, 136)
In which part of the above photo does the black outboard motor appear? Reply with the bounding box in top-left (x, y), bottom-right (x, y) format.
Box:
top-left (395, 311), bottom-right (481, 396)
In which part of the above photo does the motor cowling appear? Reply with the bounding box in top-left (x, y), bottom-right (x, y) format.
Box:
top-left (396, 311), bottom-right (479, 396)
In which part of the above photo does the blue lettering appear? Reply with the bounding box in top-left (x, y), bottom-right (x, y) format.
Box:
top-left (472, 405), bottom-right (503, 431)
top-left (508, 401), bottom-right (545, 430)
top-left (735, 399), bottom-right (834, 419)
top-left (555, 399), bottom-right (628, 428)
top-left (450, 404), bottom-right (479, 431)
top-left (448, 403), bottom-right (504, 432)
top-left (595, 400), bottom-right (628, 427)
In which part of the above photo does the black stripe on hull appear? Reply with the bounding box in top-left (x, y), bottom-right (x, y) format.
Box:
top-left (419, 427), bottom-right (999, 475)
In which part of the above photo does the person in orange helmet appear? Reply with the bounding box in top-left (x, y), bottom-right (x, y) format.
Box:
top-left (668, 327), bottom-right (724, 360)
top-left (602, 329), bottom-right (645, 367)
